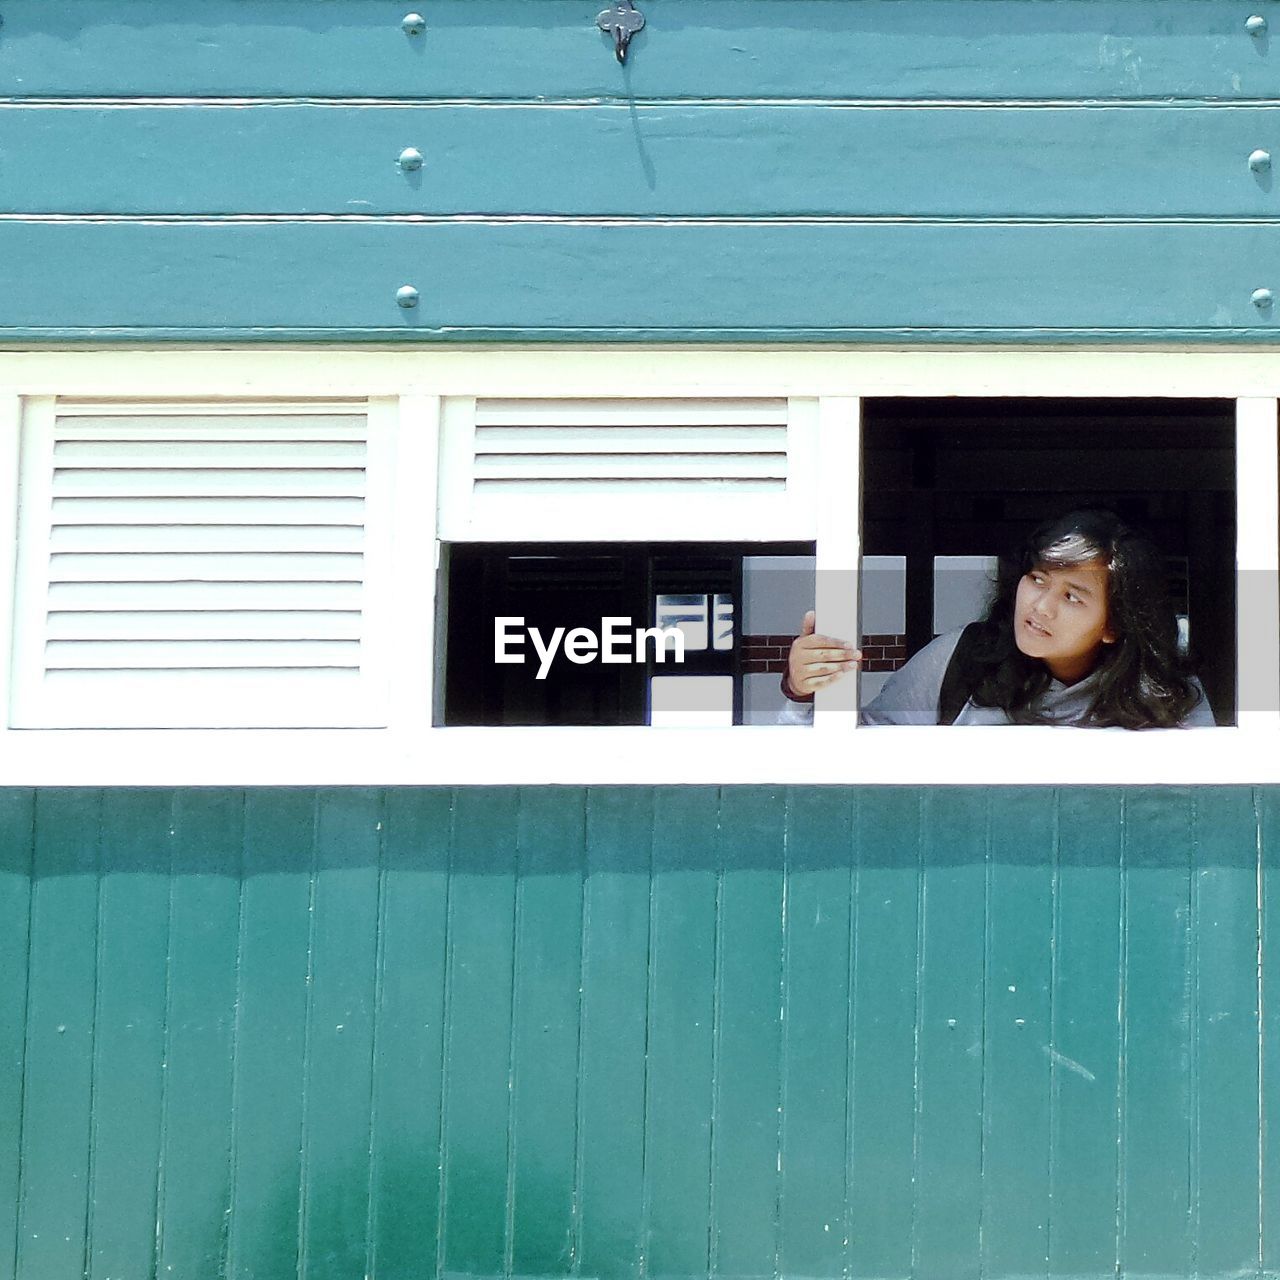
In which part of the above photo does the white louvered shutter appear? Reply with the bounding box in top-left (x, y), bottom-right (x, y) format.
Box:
top-left (438, 397), bottom-right (819, 540)
top-left (10, 399), bottom-right (394, 728)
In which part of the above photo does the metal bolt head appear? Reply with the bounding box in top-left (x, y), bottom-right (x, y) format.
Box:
top-left (1251, 148), bottom-right (1273, 172)
top-left (1253, 287), bottom-right (1273, 308)
top-left (398, 147), bottom-right (424, 172)
top-left (1247, 14), bottom-right (1268, 35)
top-left (402, 12), bottom-right (426, 35)
top-left (396, 285), bottom-right (420, 309)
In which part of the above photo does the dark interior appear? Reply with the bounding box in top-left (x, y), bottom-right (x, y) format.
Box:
top-left (443, 543), bottom-right (808, 726)
top-left (861, 397), bottom-right (1237, 724)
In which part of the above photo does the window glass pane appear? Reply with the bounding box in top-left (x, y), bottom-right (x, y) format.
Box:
top-left (443, 541), bottom-right (808, 726)
top-left (933, 555), bottom-right (998, 635)
top-left (741, 554), bottom-right (816, 724)
top-left (649, 675), bottom-right (734, 727)
top-left (712, 593), bottom-right (735, 651)
top-left (655, 593), bottom-right (709, 651)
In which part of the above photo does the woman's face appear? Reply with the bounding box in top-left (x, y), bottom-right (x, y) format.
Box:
top-left (1013, 559), bottom-right (1116, 683)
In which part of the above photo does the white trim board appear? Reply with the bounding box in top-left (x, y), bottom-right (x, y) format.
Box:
top-left (11, 346), bottom-right (1280, 398)
top-left (0, 724), bottom-right (1259, 787)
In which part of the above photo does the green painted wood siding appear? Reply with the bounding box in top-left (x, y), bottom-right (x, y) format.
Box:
top-left (0, 785), bottom-right (1276, 1280)
top-left (5, 0), bottom-right (1280, 341)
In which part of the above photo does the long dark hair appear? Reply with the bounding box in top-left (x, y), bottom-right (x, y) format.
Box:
top-left (956, 509), bottom-right (1203, 728)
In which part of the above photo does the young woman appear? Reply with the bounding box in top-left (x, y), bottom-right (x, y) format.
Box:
top-left (780, 508), bottom-right (1215, 727)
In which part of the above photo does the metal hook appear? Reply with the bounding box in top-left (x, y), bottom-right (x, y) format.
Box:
top-left (597, 1), bottom-right (645, 64)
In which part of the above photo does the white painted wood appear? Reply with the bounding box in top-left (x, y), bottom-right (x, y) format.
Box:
top-left (437, 500), bottom-right (803, 543)
top-left (46, 610), bottom-right (361, 640)
top-left (436, 395), bottom-right (477, 540)
top-left (44, 639), bottom-right (360, 668)
top-left (476, 399), bottom-right (789, 427)
top-left (47, 581), bottom-right (363, 610)
top-left (48, 496), bottom-right (366, 526)
top-left (0, 724), bottom-right (1257, 787)
top-left (46, 552), bottom-right (361, 581)
top-left (0, 397), bottom-right (24, 724)
top-left (1235, 398), bottom-right (1280, 731)
top-left (27, 674), bottom-right (368, 730)
top-left (9, 400), bottom-right (391, 728)
top-left (813, 396), bottom-right (861, 729)
top-left (54, 400), bottom-right (367, 418)
top-left (14, 348), bottom-right (1280, 403)
top-left (475, 426), bottom-right (786, 452)
top-left (354, 396), bottom-right (400, 728)
top-left (440, 395), bottom-right (810, 541)
top-left (54, 441), bottom-right (366, 467)
top-left (384, 394), bottom-right (441, 731)
top-left (9, 397), bottom-right (58, 730)
top-left (784, 395), bottom-right (820, 520)
top-left (52, 469), bottom-right (361, 497)
top-left (47, 525), bottom-right (364, 552)
top-left (473, 455), bottom-right (785, 480)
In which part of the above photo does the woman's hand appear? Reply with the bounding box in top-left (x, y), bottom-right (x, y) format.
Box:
top-left (784, 610), bottom-right (862, 698)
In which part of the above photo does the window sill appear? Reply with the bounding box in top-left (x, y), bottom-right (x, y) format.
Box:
top-left (0, 722), bottom-right (1262, 787)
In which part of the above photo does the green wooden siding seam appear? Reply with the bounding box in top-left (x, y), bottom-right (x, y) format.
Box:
top-left (0, 793), bottom-right (35, 1280)
top-left (1116, 790), bottom-right (1129, 1280)
top-left (152, 793), bottom-right (178, 1279)
top-left (81, 792), bottom-right (105, 1280)
top-left (909, 790), bottom-right (926, 1280)
top-left (1189, 791), bottom-right (1201, 1280)
top-left (295, 791), bottom-right (319, 1280)
top-left (361, 789), bottom-right (388, 1280)
top-left (1258, 788), bottom-right (1268, 1278)
top-left (222, 792), bottom-right (247, 1280)
top-left (1045, 788), bottom-right (1061, 1276)
top-left (434, 789), bottom-right (457, 1280)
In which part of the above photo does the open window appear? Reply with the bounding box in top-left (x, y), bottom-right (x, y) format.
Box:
top-left (859, 397), bottom-right (1236, 724)
top-left (436, 394), bottom-right (821, 726)
top-left (441, 541), bottom-right (813, 725)
top-left (437, 393), bottom-right (1241, 730)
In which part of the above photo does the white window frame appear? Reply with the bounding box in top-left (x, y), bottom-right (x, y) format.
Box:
top-left (0, 346), bottom-right (1275, 786)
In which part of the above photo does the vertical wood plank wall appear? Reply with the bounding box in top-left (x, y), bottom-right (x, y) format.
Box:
top-left (0, 785), bottom-right (1274, 1280)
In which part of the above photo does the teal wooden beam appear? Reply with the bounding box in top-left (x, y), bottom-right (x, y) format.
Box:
top-left (3, 218), bottom-right (1280, 340)
top-left (0, 0), bottom-right (1277, 101)
top-left (5, 102), bottom-right (1280, 219)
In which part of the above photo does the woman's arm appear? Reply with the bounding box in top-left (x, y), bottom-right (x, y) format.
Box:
top-left (778, 627), bottom-right (966, 726)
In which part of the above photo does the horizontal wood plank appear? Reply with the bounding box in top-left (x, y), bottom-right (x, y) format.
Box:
top-left (5, 102), bottom-right (1280, 217)
top-left (0, 0), bottom-right (1275, 100)
top-left (3, 219), bottom-right (1280, 340)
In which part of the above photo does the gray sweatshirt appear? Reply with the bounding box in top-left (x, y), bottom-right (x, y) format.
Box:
top-left (778, 627), bottom-right (1216, 727)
